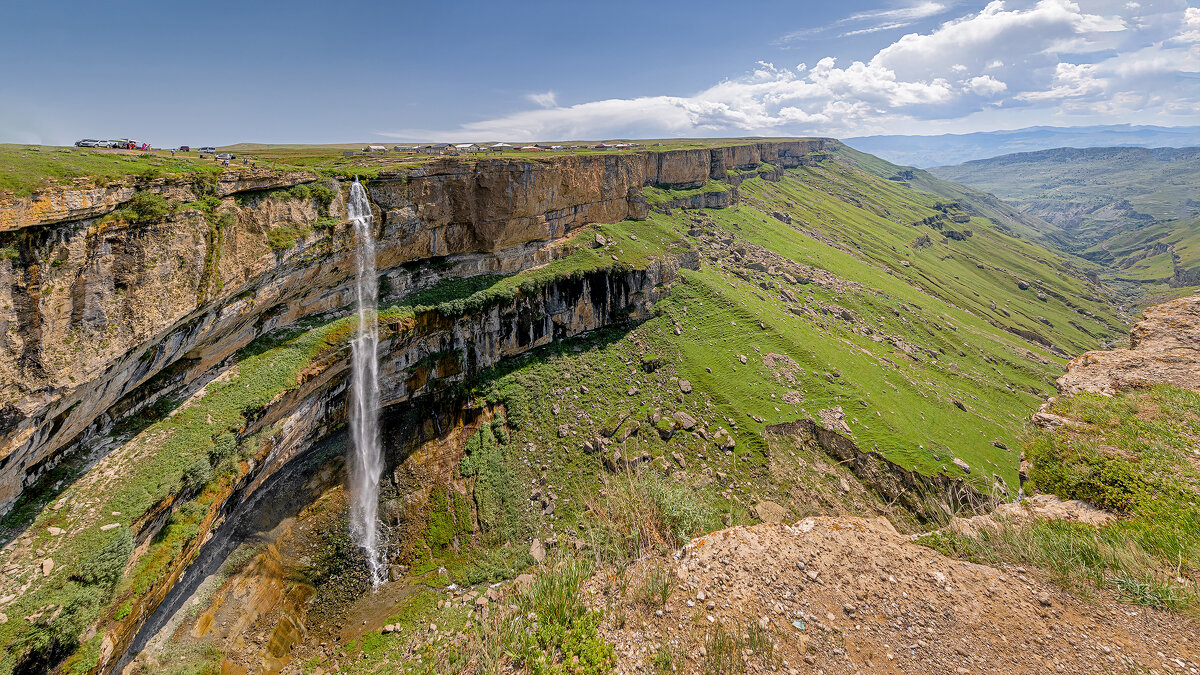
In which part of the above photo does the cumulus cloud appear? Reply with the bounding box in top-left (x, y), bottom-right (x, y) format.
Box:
top-left (382, 0), bottom-right (1200, 141)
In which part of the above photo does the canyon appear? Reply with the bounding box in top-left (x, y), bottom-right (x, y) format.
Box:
top-left (2, 137), bottom-right (1192, 675)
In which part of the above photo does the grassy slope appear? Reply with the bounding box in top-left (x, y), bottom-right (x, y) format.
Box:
top-left (468, 154), bottom-right (1126, 522)
top-left (834, 143), bottom-right (1074, 248)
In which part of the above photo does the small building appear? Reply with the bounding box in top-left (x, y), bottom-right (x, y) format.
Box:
top-left (490, 143), bottom-right (513, 152)
top-left (420, 143), bottom-right (451, 154)
top-left (393, 146), bottom-right (417, 152)
top-left (455, 143), bottom-right (482, 154)
top-left (363, 145), bottom-right (387, 153)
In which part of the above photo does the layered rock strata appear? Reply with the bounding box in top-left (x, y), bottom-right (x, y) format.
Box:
top-left (0, 140), bottom-right (826, 514)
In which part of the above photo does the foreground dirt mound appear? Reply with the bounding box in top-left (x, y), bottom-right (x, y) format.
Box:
top-left (593, 517), bottom-right (1199, 674)
top-left (1057, 293), bottom-right (1200, 395)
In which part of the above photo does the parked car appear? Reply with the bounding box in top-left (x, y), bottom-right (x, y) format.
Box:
top-left (215, 153), bottom-right (233, 160)
top-left (178, 146), bottom-right (190, 152)
top-left (198, 146), bottom-right (216, 153)
top-left (74, 139), bottom-right (100, 148)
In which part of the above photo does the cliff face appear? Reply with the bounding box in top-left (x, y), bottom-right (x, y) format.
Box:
top-left (0, 140), bottom-right (823, 516)
top-left (1056, 293), bottom-right (1200, 395)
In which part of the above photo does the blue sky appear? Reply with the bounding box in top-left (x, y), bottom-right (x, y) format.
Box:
top-left (2, 0), bottom-right (1198, 145)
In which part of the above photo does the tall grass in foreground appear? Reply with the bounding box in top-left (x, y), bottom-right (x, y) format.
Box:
top-left (583, 471), bottom-right (722, 565)
top-left (922, 386), bottom-right (1200, 614)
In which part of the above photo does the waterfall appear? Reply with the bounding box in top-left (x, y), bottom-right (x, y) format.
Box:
top-left (347, 180), bottom-right (384, 587)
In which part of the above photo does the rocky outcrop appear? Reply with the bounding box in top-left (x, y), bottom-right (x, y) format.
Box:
top-left (1056, 294), bottom-right (1200, 395)
top-left (765, 420), bottom-right (992, 522)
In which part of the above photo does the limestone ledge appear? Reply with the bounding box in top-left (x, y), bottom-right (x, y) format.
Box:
top-left (0, 170), bottom-right (320, 233)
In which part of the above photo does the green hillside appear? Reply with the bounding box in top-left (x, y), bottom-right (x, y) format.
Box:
top-left (929, 147), bottom-right (1200, 244)
top-left (928, 147), bottom-right (1200, 303)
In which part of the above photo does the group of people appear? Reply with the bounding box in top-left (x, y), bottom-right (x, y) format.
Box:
top-left (189, 153), bottom-right (256, 169)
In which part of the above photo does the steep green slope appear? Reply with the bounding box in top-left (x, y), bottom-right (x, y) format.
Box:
top-left (472, 150), bottom-right (1126, 526)
top-left (835, 143), bottom-right (1073, 248)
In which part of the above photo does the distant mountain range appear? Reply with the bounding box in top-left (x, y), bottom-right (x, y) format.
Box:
top-left (845, 125), bottom-right (1200, 167)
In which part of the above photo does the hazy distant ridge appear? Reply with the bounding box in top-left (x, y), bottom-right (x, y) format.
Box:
top-left (845, 124), bottom-right (1200, 167)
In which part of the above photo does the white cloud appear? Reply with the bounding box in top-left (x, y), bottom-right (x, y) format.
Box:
top-left (383, 1), bottom-right (1200, 141)
top-left (777, 1), bottom-right (950, 42)
top-left (526, 91), bottom-right (558, 108)
top-left (967, 74), bottom-right (1009, 95)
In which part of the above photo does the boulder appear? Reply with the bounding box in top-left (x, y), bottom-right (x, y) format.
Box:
top-left (754, 501), bottom-right (786, 523)
top-left (713, 428), bottom-right (736, 450)
top-left (672, 411), bottom-right (697, 430)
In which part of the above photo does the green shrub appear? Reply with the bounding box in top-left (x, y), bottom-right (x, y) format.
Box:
top-left (265, 223), bottom-right (310, 251)
top-left (459, 424), bottom-right (521, 542)
top-left (75, 527), bottom-right (134, 588)
top-left (215, 210), bottom-right (236, 230)
top-left (125, 191), bottom-right (171, 222)
top-left (0, 246), bottom-right (17, 260)
top-left (182, 457), bottom-right (211, 491)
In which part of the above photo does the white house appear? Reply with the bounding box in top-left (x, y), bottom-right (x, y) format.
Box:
top-left (491, 143), bottom-right (513, 152)
top-left (455, 143), bottom-right (482, 153)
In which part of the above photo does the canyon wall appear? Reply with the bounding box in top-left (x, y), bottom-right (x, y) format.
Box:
top-left (0, 139), bottom-right (825, 515)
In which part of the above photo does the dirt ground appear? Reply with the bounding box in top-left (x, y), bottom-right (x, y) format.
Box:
top-left (589, 516), bottom-right (1200, 674)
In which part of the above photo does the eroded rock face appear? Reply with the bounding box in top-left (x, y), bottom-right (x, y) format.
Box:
top-left (1056, 294), bottom-right (1200, 395)
top-left (0, 141), bottom-right (819, 515)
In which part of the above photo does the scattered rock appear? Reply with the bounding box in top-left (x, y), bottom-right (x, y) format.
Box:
top-left (678, 379), bottom-right (692, 394)
top-left (529, 539), bottom-right (546, 564)
top-left (41, 559), bottom-right (53, 577)
top-left (713, 428), bottom-right (736, 450)
top-left (515, 574), bottom-right (535, 595)
top-left (754, 501), bottom-right (786, 523)
top-left (817, 406), bottom-right (852, 434)
top-left (100, 523), bottom-right (120, 531)
top-left (672, 411), bottom-right (697, 430)
top-left (952, 457), bottom-right (971, 474)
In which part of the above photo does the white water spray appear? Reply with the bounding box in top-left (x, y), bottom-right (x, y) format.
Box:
top-left (347, 180), bottom-right (384, 586)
